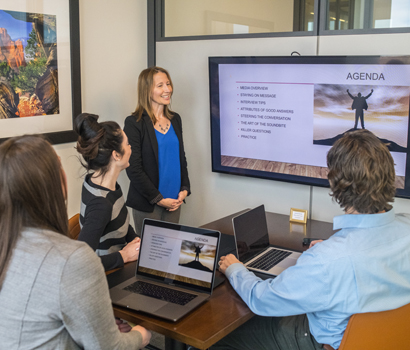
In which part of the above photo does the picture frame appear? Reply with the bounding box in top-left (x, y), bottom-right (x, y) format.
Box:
top-left (0, 0), bottom-right (81, 145)
top-left (290, 208), bottom-right (308, 224)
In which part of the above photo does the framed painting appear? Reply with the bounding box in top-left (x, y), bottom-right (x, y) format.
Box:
top-left (0, 0), bottom-right (80, 144)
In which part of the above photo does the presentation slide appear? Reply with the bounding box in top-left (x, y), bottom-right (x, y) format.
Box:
top-left (218, 63), bottom-right (410, 177)
top-left (139, 225), bottom-right (218, 284)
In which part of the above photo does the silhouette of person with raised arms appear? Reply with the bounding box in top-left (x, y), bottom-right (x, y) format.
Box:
top-left (347, 88), bottom-right (373, 129)
top-left (194, 244), bottom-right (204, 262)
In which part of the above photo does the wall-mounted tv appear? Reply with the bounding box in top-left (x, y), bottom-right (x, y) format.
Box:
top-left (209, 55), bottom-right (410, 198)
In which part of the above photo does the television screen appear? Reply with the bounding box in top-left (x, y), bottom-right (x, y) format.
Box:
top-left (209, 55), bottom-right (410, 198)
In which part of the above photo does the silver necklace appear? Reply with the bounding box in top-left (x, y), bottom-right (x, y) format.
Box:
top-left (158, 122), bottom-right (169, 133)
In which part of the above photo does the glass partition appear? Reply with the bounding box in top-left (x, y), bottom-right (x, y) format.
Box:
top-left (163, 0), bottom-right (315, 37)
top-left (372, 0), bottom-right (410, 28)
top-left (326, 0), bottom-right (410, 30)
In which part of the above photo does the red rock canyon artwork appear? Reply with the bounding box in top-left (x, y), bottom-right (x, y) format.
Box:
top-left (0, 10), bottom-right (59, 119)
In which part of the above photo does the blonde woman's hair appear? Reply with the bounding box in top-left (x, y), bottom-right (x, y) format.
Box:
top-left (132, 66), bottom-right (174, 124)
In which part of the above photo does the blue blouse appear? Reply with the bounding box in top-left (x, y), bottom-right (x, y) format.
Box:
top-left (155, 124), bottom-right (181, 199)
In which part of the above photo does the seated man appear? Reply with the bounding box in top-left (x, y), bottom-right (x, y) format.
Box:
top-left (214, 129), bottom-right (410, 350)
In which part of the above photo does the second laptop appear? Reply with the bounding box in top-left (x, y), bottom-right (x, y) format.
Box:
top-left (232, 205), bottom-right (301, 277)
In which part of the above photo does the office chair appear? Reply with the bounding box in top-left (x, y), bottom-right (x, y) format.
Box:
top-left (68, 213), bottom-right (81, 240)
top-left (337, 302), bottom-right (410, 350)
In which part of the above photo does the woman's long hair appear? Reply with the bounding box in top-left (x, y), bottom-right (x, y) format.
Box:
top-left (0, 135), bottom-right (68, 287)
top-left (132, 66), bottom-right (174, 124)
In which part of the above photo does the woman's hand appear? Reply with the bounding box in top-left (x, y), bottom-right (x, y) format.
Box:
top-left (115, 318), bottom-right (132, 333)
top-left (158, 198), bottom-right (181, 211)
top-left (218, 254), bottom-right (243, 274)
top-left (158, 191), bottom-right (187, 211)
top-left (132, 325), bottom-right (152, 348)
top-left (119, 238), bottom-right (141, 263)
top-left (177, 190), bottom-right (188, 202)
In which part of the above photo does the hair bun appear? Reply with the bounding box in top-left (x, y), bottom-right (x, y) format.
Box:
top-left (74, 113), bottom-right (99, 136)
top-left (74, 113), bottom-right (104, 160)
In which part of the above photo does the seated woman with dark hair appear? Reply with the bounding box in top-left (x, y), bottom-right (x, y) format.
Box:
top-left (74, 113), bottom-right (140, 271)
top-left (0, 135), bottom-right (151, 349)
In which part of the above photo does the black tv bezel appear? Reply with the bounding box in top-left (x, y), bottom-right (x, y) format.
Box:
top-left (209, 55), bottom-right (410, 198)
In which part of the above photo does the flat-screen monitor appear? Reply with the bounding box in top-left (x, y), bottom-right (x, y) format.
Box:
top-left (209, 55), bottom-right (410, 198)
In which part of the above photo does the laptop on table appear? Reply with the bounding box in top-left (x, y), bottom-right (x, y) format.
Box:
top-left (110, 219), bottom-right (220, 322)
top-left (233, 205), bottom-right (301, 277)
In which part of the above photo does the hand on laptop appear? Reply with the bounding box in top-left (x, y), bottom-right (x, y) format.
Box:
top-left (119, 238), bottom-right (141, 263)
top-left (218, 254), bottom-right (242, 274)
top-left (132, 325), bottom-right (152, 348)
top-left (309, 240), bottom-right (324, 249)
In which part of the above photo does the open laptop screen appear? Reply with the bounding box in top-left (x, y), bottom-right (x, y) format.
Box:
top-left (233, 205), bottom-right (270, 263)
top-left (137, 219), bottom-right (220, 293)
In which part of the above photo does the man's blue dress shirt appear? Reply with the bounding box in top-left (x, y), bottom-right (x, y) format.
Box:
top-left (225, 209), bottom-right (410, 349)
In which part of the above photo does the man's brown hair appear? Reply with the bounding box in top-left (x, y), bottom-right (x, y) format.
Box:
top-left (327, 129), bottom-right (395, 214)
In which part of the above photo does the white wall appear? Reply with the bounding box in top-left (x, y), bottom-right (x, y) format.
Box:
top-left (156, 32), bottom-right (410, 227)
top-left (56, 0), bottom-right (147, 218)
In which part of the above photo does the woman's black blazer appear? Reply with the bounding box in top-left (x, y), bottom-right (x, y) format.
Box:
top-left (124, 111), bottom-right (190, 212)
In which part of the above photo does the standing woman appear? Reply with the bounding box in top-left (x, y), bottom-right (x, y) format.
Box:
top-left (75, 113), bottom-right (140, 271)
top-left (124, 67), bottom-right (190, 235)
top-left (0, 135), bottom-right (150, 349)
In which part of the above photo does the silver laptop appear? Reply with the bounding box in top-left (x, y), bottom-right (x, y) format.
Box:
top-left (110, 219), bottom-right (220, 322)
top-left (233, 205), bottom-right (301, 277)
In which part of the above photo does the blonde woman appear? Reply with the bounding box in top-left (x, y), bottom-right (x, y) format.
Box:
top-left (124, 67), bottom-right (190, 235)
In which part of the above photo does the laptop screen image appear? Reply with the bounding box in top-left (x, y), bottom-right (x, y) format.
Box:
top-left (137, 219), bottom-right (220, 293)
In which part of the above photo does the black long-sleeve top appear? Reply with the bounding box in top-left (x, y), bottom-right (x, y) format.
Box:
top-left (78, 175), bottom-right (137, 271)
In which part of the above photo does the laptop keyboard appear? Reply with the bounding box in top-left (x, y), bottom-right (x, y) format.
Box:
top-left (248, 248), bottom-right (292, 271)
top-left (123, 281), bottom-right (197, 306)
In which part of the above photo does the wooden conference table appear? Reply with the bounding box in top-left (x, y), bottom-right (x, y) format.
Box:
top-left (106, 210), bottom-right (337, 350)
